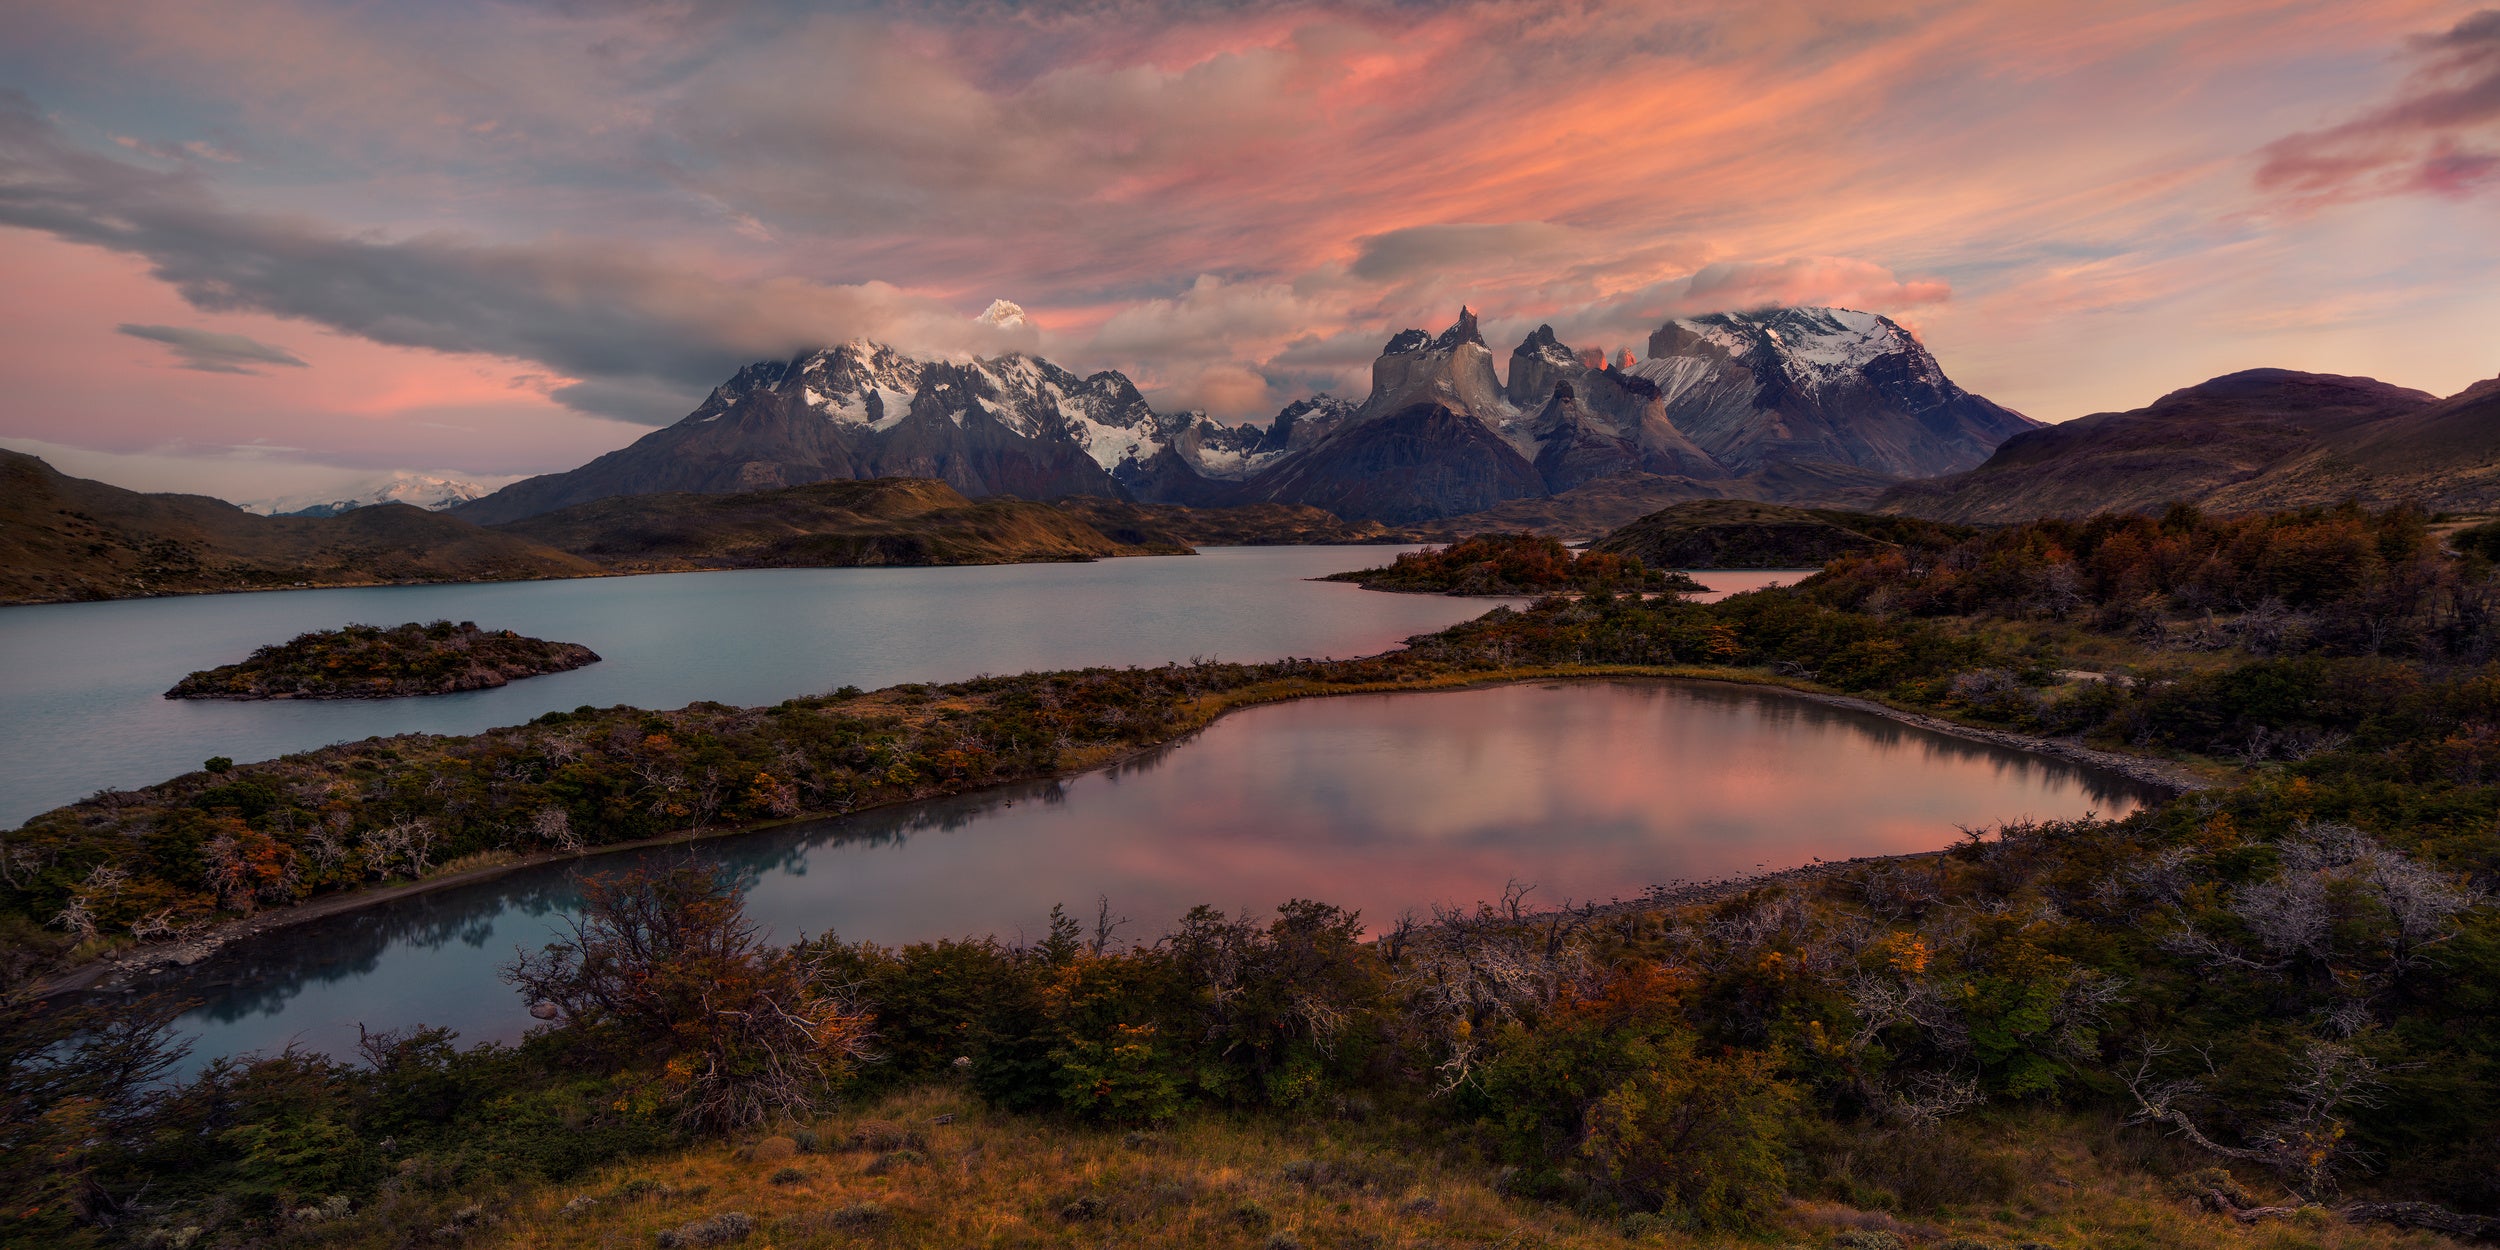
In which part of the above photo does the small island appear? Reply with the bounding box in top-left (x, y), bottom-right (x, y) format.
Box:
top-left (165, 620), bottom-right (601, 700)
top-left (1321, 532), bottom-right (1703, 596)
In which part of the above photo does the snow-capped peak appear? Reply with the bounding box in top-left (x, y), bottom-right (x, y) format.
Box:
top-left (1678, 307), bottom-right (1909, 370)
top-left (1638, 306), bottom-right (1941, 398)
top-left (977, 299), bottom-right (1032, 330)
top-left (254, 472), bottom-right (495, 517)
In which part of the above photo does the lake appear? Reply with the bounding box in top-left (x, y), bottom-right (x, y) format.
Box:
top-left (138, 678), bottom-right (2160, 1068)
top-left (0, 547), bottom-right (1518, 827)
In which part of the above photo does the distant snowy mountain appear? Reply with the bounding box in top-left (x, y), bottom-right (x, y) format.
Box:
top-left (455, 339), bottom-right (1276, 524)
top-left (455, 306), bottom-right (2035, 525)
top-left (255, 473), bottom-right (494, 518)
top-left (1629, 308), bottom-right (2034, 479)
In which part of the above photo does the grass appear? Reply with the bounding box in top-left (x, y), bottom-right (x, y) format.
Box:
top-left (430, 849), bottom-right (521, 878)
top-left (453, 1088), bottom-right (2468, 1250)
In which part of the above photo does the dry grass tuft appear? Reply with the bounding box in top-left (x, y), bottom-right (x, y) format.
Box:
top-left (478, 1090), bottom-right (2474, 1250)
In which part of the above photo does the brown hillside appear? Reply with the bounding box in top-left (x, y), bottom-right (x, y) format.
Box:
top-left (1053, 497), bottom-right (1422, 546)
top-left (0, 450), bottom-right (600, 606)
top-left (492, 477), bottom-right (1165, 569)
top-left (1875, 369), bottom-right (2480, 522)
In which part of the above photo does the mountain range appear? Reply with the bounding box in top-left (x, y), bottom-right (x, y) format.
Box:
top-left (454, 306), bottom-right (2040, 526)
top-left (255, 473), bottom-right (495, 518)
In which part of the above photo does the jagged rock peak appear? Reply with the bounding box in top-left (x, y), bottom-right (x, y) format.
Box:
top-left (1506, 323), bottom-right (1585, 407)
top-left (1513, 324), bottom-right (1576, 362)
top-left (1384, 307), bottom-right (1489, 357)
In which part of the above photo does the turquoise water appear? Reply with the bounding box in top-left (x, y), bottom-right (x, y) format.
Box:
top-left (143, 678), bottom-right (2158, 1068)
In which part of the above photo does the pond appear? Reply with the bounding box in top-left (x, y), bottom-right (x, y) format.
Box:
top-left (138, 678), bottom-right (2162, 1069)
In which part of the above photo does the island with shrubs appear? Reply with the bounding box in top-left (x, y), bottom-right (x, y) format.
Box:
top-left (1322, 532), bottom-right (1702, 595)
top-left (164, 619), bottom-right (601, 700)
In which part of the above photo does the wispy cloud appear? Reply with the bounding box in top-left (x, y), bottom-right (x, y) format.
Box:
top-left (0, 0), bottom-right (2491, 457)
top-left (0, 92), bottom-right (1037, 421)
top-left (2257, 9), bottom-right (2500, 204)
top-left (116, 323), bottom-right (307, 373)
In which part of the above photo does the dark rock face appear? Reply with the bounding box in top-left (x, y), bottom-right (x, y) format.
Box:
top-left (1431, 305), bottom-right (1486, 350)
top-left (1528, 383), bottom-right (1644, 494)
top-left (1235, 402), bottom-right (1546, 524)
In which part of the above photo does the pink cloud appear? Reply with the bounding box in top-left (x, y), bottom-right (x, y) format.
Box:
top-left (2, 0), bottom-right (2496, 460)
top-left (2257, 9), bottom-right (2500, 204)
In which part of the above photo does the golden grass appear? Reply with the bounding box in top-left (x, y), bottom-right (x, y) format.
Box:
top-left (430, 849), bottom-right (521, 878)
top-left (477, 1088), bottom-right (2468, 1250)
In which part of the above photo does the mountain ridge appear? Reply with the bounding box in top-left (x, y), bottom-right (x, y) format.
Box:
top-left (455, 305), bottom-right (2037, 525)
top-left (1875, 367), bottom-right (2498, 522)
top-left (0, 452), bottom-right (1185, 605)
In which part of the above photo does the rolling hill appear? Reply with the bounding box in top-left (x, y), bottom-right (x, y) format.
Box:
top-left (0, 449), bottom-right (599, 606)
top-left (1876, 368), bottom-right (2500, 522)
top-left (494, 478), bottom-right (1165, 569)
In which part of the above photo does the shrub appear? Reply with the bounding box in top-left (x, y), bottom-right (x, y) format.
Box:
top-left (1580, 1052), bottom-right (1798, 1232)
top-left (655, 1210), bottom-right (753, 1247)
top-left (503, 863), bottom-right (873, 1129)
top-left (825, 1201), bottom-right (885, 1231)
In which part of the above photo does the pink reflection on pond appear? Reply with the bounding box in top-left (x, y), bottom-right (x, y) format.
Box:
top-left (161, 679), bottom-right (2159, 1065)
top-left (736, 678), bottom-right (2156, 942)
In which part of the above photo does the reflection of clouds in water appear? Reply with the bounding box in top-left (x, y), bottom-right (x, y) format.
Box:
top-left (145, 680), bottom-right (2162, 1067)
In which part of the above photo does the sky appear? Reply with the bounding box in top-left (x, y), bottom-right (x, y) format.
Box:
top-left (1, 0), bottom-right (2495, 506)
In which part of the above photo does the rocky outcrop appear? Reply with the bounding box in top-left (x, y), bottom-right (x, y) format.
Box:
top-left (1356, 307), bottom-right (1517, 427)
top-left (1507, 324), bottom-right (1584, 409)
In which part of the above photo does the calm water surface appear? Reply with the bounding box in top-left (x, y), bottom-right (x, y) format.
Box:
top-left (1685, 569), bottom-right (1818, 602)
top-left (0, 547), bottom-right (1525, 826)
top-left (141, 679), bottom-right (2159, 1068)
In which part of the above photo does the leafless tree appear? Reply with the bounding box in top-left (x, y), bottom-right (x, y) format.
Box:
top-left (358, 818), bottom-right (438, 880)
top-left (2122, 1037), bottom-right (2385, 1198)
top-left (531, 807), bottom-right (582, 852)
top-left (50, 897), bottom-right (97, 942)
top-left (1386, 883), bottom-right (1602, 1093)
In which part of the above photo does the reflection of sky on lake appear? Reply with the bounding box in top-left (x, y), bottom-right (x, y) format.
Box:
top-left (0, 546), bottom-right (1501, 825)
top-left (1680, 569), bottom-right (1817, 603)
top-left (135, 679), bottom-right (2160, 1071)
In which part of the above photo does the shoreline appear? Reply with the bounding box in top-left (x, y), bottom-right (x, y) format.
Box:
top-left (1, 547), bottom-right (1191, 612)
top-left (40, 665), bottom-right (2218, 1000)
